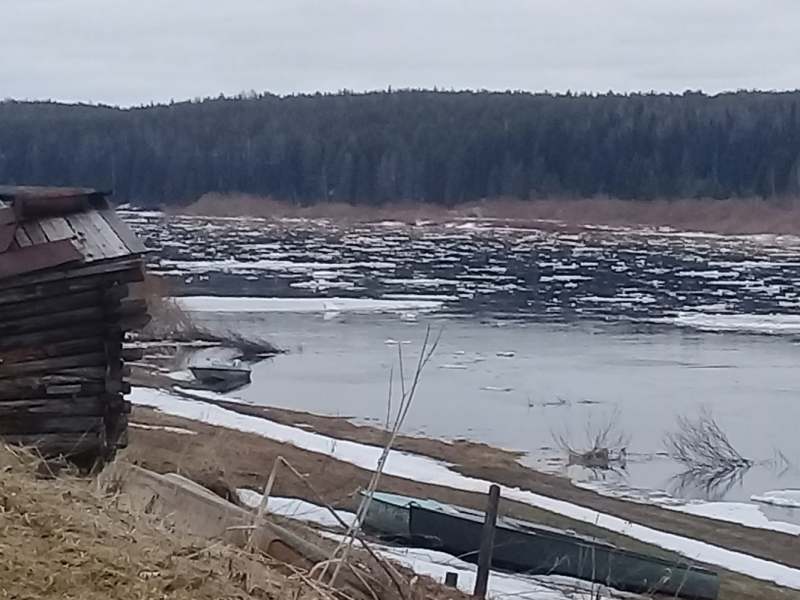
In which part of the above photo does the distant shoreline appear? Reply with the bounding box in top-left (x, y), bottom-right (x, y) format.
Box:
top-left (166, 194), bottom-right (800, 237)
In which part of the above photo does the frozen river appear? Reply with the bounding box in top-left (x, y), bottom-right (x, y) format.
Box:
top-left (125, 210), bottom-right (800, 512)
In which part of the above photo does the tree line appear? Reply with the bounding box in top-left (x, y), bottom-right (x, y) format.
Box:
top-left (1, 90), bottom-right (800, 206)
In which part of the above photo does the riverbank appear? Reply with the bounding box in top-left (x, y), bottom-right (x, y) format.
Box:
top-left (125, 388), bottom-right (800, 600)
top-left (173, 195), bottom-right (800, 237)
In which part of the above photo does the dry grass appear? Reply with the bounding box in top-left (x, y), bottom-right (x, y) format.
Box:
top-left (177, 193), bottom-right (800, 236)
top-left (0, 442), bottom-right (469, 600)
top-left (0, 444), bottom-right (312, 599)
top-left (130, 271), bottom-right (279, 358)
top-left (130, 271), bottom-right (196, 340)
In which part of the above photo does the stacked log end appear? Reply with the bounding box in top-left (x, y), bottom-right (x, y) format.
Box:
top-left (0, 186), bottom-right (149, 467)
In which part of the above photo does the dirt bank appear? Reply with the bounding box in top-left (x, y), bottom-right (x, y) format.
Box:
top-left (176, 396), bottom-right (800, 573)
top-left (125, 405), bottom-right (800, 600)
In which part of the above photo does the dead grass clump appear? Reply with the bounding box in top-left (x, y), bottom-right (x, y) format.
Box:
top-left (130, 271), bottom-right (196, 340)
top-left (553, 408), bottom-right (629, 471)
top-left (130, 272), bottom-right (280, 358)
top-left (0, 444), bottom-right (322, 599)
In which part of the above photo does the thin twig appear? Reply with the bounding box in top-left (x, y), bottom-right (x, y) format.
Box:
top-left (328, 327), bottom-right (440, 588)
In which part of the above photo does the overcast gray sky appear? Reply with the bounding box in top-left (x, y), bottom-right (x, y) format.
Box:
top-left (2, 0), bottom-right (798, 106)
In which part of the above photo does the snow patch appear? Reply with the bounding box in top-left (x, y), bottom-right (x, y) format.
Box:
top-left (177, 296), bottom-right (443, 314)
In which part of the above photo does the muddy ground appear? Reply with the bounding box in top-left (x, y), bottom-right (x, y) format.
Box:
top-left (125, 404), bottom-right (800, 600)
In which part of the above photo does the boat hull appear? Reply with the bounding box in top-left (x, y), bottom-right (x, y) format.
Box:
top-left (190, 366), bottom-right (251, 383)
top-left (408, 505), bottom-right (719, 600)
top-left (360, 492), bottom-right (718, 600)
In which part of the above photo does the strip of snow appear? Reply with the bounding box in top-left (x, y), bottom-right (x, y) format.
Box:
top-left (379, 545), bottom-right (630, 600)
top-left (128, 422), bottom-right (197, 435)
top-left (668, 502), bottom-right (800, 536)
top-left (130, 387), bottom-right (800, 590)
top-left (176, 296), bottom-right (443, 314)
top-left (752, 490), bottom-right (800, 509)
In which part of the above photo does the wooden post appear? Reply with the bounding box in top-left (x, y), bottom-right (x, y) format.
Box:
top-left (473, 484), bottom-right (500, 598)
top-left (445, 571), bottom-right (459, 588)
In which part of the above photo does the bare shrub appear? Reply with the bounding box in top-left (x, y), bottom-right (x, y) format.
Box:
top-left (665, 409), bottom-right (795, 500)
top-left (130, 272), bottom-right (196, 339)
top-left (664, 408), bottom-right (755, 500)
top-left (553, 407), bottom-right (629, 471)
top-left (130, 272), bottom-right (280, 358)
top-left (665, 408), bottom-right (752, 474)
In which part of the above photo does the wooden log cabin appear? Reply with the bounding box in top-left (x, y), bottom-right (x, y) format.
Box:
top-left (0, 186), bottom-right (149, 466)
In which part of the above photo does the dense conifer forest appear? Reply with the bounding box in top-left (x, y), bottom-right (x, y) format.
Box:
top-left (1, 90), bottom-right (800, 206)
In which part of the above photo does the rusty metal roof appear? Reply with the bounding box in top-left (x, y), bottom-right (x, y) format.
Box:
top-left (0, 186), bottom-right (146, 280)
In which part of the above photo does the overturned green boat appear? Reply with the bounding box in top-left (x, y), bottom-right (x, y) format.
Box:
top-left (360, 492), bottom-right (719, 600)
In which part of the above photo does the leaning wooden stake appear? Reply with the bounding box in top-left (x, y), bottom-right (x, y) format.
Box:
top-left (473, 484), bottom-right (500, 599)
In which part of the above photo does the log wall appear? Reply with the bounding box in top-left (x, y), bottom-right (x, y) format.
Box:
top-left (0, 260), bottom-right (148, 464)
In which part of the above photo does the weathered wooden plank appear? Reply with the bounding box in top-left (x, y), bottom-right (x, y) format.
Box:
top-left (0, 306), bottom-right (109, 338)
top-left (0, 376), bottom-right (111, 400)
top-left (0, 239), bottom-right (84, 280)
top-left (0, 322), bottom-right (110, 353)
top-left (0, 270), bottom-right (130, 306)
top-left (65, 212), bottom-right (107, 260)
top-left (0, 338), bottom-right (106, 367)
top-left (13, 227), bottom-right (32, 247)
top-left (93, 211), bottom-right (131, 257)
top-left (0, 298), bottom-right (142, 338)
top-left (81, 211), bottom-right (130, 259)
top-left (37, 216), bottom-right (75, 243)
top-left (51, 367), bottom-right (107, 380)
top-left (0, 257), bottom-right (143, 292)
top-left (0, 284), bottom-right (127, 322)
top-left (109, 379), bottom-right (132, 396)
top-left (0, 415), bottom-right (104, 435)
top-left (0, 352), bottom-right (108, 380)
top-left (0, 397), bottom-right (105, 416)
top-left (22, 220), bottom-right (48, 245)
top-left (60, 213), bottom-right (96, 261)
top-left (118, 298), bottom-right (151, 332)
top-left (0, 223), bottom-right (16, 252)
top-left (100, 209), bottom-right (148, 254)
